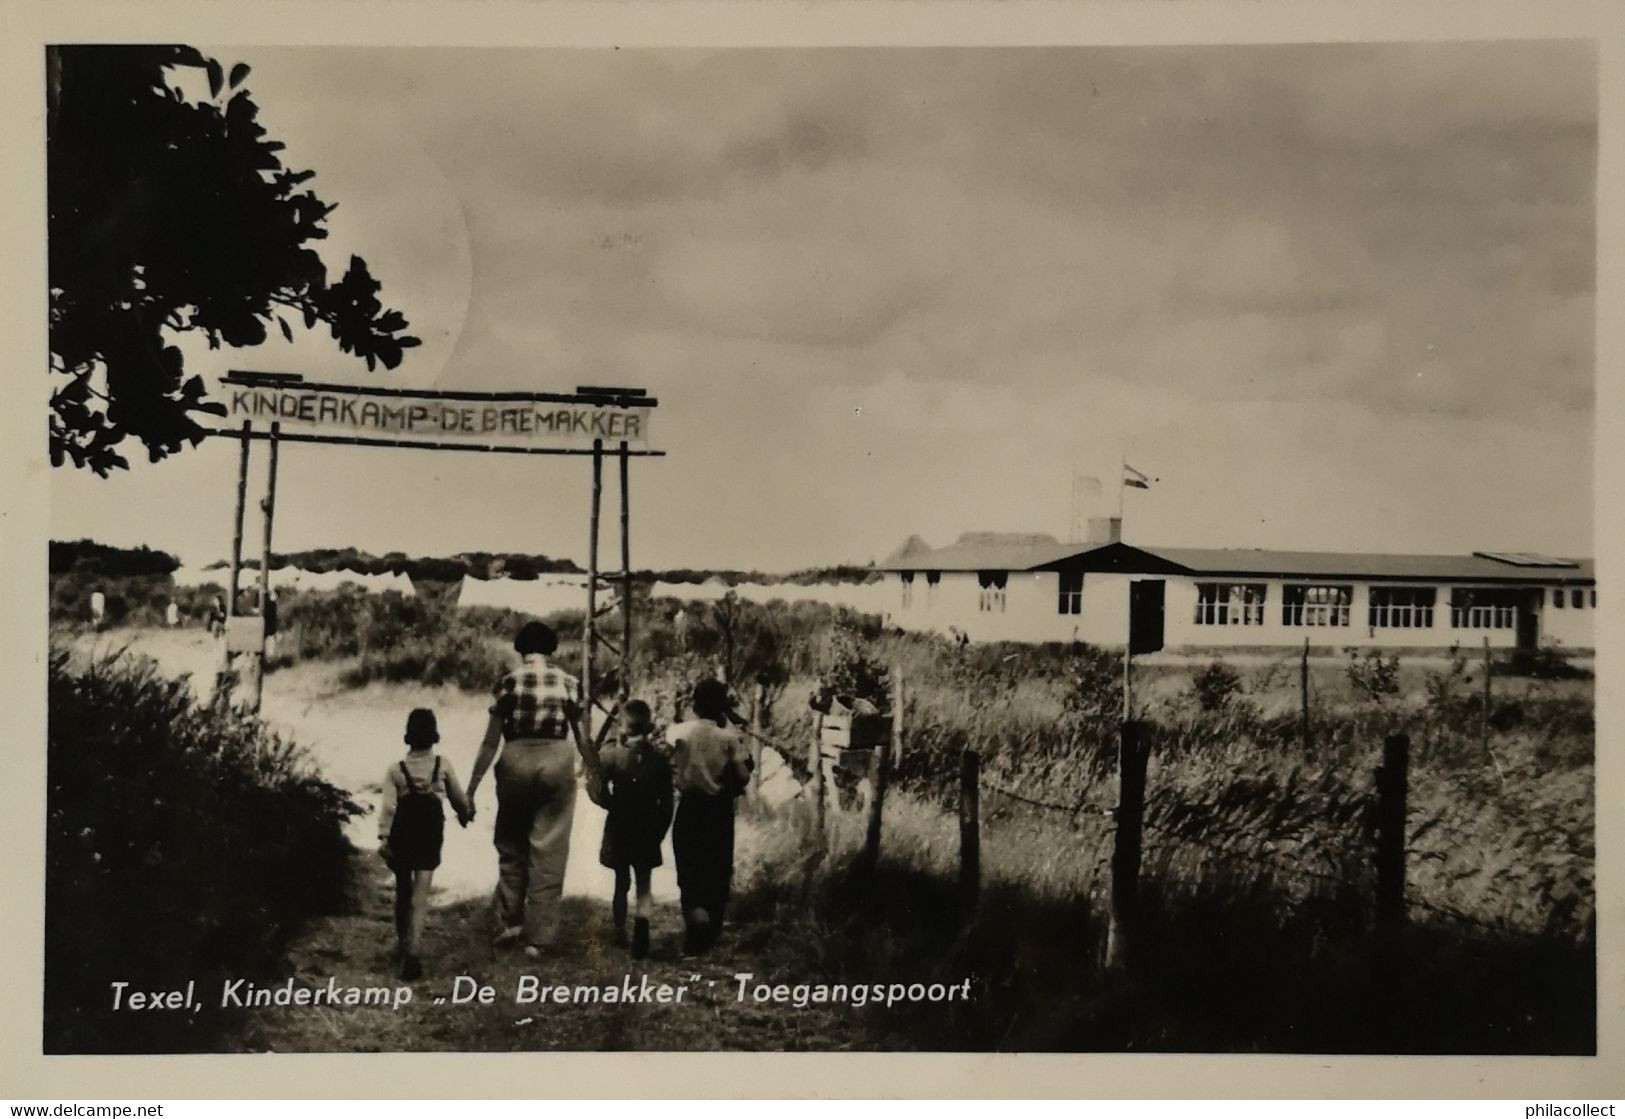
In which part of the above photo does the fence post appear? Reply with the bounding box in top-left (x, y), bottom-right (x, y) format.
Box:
top-left (1300, 636), bottom-right (1311, 753)
top-left (861, 718), bottom-right (891, 876)
top-left (1481, 637), bottom-right (1492, 757)
top-left (810, 712), bottom-right (827, 848)
top-left (747, 686), bottom-right (764, 806)
top-left (1375, 733), bottom-right (1410, 932)
top-left (959, 748), bottom-right (981, 921)
top-left (1106, 720), bottom-right (1148, 972)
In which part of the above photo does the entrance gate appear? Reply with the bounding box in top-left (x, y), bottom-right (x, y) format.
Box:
top-left (208, 370), bottom-right (664, 758)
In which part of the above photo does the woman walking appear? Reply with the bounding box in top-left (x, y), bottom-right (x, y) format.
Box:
top-left (465, 621), bottom-right (584, 958)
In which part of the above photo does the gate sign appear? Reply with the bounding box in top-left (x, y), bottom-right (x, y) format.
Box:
top-left (222, 378), bottom-right (653, 449)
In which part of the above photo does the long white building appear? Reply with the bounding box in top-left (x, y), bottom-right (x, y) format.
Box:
top-left (881, 520), bottom-right (1596, 652)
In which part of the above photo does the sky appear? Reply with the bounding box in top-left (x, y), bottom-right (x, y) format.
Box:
top-left (49, 41), bottom-right (1598, 571)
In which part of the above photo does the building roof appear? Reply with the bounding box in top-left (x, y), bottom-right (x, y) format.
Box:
top-left (882, 532), bottom-right (1081, 574)
top-left (1126, 546), bottom-right (1593, 584)
top-left (883, 536), bottom-right (1594, 584)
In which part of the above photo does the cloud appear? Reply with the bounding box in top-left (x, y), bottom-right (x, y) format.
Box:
top-left (80, 40), bottom-right (1588, 570)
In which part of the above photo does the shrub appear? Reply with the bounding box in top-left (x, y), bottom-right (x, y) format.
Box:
top-left (816, 620), bottom-right (892, 710)
top-left (45, 649), bottom-right (363, 1053)
top-left (1191, 660), bottom-right (1244, 713)
top-left (1497, 645), bottom-right (1591, 680)
top-left (1345, 648), bottom-right (1401, 703)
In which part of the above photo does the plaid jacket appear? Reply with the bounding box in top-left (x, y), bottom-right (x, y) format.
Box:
top-left (490, 654), bottom-right (581, 741)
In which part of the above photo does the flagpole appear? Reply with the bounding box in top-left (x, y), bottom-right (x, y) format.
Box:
top-left (1117, 452), bottom-right (1126, 522)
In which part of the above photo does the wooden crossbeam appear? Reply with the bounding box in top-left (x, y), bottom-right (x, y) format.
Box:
top-left (203, 428), bottom-right (664, 457)
top-left (224, 371), bottom-right (657, 409)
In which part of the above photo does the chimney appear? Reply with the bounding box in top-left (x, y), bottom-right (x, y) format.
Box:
top-left (1086, 516), bottom-right (1122, 544)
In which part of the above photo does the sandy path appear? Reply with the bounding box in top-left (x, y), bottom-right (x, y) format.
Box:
top-left (76, 628), bottom-right (801, 909)
top-left (70, 628), bottom-right (855, 1052)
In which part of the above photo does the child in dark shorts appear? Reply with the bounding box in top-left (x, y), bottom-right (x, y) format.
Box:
top-left (597, 700), bottom-right (673, 959)
top-left (669, 679), bottom-right (754, 955)
top-left (379, 708), bottom-right (473, 980)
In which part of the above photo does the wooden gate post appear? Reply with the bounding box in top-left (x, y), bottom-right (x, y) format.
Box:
top-left (583, 439), bottom-right (602, 747)
top-left (226, 420), bottom-right (251, 620)
top-left (251, 422), bottom-right (279, 714)
top-left (1106, 720), bottom-right (1148, 971)
top-left (618, 440), bottom-right (632, 706)
top-left (959, 748), bottom-right (981, 921)
top-left (1375, 733), bottom-right (1411, 932)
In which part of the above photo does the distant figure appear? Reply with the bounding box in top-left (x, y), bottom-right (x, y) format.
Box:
top-left (264, 590), bottom-right (280, 659)
top-left (673, 608), bottom-right (689, 649)
top-left (89, 589), bottom-right (106, 630)
top-left (466, 621), bottom-right (583, 958)
top-left (669, 678), bottom-right (754, 956)
top-left (165, 601), bottom-right (180, 628)
top-left (597, 699), bottom-right (674, 959)
top-left (212, 639), bottom-right (240, 710)
top-left (207, 595), bottom-right (226, 638)
top-left (378, 709), bottom-right (473, 982)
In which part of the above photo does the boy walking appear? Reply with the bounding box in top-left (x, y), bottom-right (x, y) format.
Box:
top-left (597, 699), bottom-right (674, 959)
top-left (669, 679), bottom-right (754, 955)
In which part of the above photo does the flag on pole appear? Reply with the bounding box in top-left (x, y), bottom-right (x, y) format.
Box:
top-left (1123, 463), bottom-right (1156, 490)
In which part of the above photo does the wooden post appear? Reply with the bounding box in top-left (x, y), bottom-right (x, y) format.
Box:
top-left (1106, 720), bottom-right (1148, 971)
top-left (619, 441), bottom-right (632, 705)
top-left (1121, 643), bottom-right (1132, 721)
top-left (583, 439), bottom-right (602, 748)
top-left (1481, 636), bottom-right (1492, 756)
top-left (750, 682), bottom-right (767, 802)
top-left (862, 735), bottom-right (889, 875)
top-left (1375, 733), bottom-right (1411, 932)
top-left (891, 671), bottom-right (906, 772)
top-left (252, 422), bottom-right (279, 713)
top-left (959, 748), bottom-right (981, 921)
top-left (810, 712), bottom-right (827, 847)
top-left (226, 420), bottom-right (251, 620)
top-left (1300, 636), bottom-right (1312, 753)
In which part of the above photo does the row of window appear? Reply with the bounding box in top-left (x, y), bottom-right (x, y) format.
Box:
top-left (1552, 587), bottom-right (1597, 610)
top-left (1195, 584), bottom-right (1594, 630)
top-left (899, 572), bottom-right (1597, 624)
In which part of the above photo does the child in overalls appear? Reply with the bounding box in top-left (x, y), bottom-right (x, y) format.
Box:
top-left (597, 699), bottom-right (673, 959)
top-left (378, 708), bottom-right (473, 981)
top-left (669, 679), bottom-right (754, 955)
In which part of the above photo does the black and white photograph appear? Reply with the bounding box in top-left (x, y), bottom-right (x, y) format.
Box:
top-left (16, 10), bottom-right (1611, 1078)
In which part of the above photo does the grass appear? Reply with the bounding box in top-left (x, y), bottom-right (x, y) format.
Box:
top-left (46, 585), bottom-right (1595, 1052)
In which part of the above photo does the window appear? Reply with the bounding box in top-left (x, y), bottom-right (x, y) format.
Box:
top-left (1194, 583), bottom-right (1267, 626)
top-left (899, 571), bottom-right (915, 610)
top-left (1591, 589), bottom-right (1597, 608)
top-left (1449, 588), bottom-right (1518, 630)
top-left (1058, 570), bottom-right (1083, 615)
top-left (1571, 588), bottom-right (1584, 609)
top-left (1369, 586), bottom-right (1436, 629)
top-left (977, 570), bottom-right (1008, 613)
top-left (1553, 587), bottom-right (1564, 608)
top-left (925, 570), bottom-right (940, 608)
top-left (1282, 584), bottom-right (1352, 627)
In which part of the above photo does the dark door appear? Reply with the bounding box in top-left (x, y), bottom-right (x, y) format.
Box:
top-left (1516, 588), bottom-right (1540, 651)
top-left (1129, 579), bottom-right (1166, 654)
